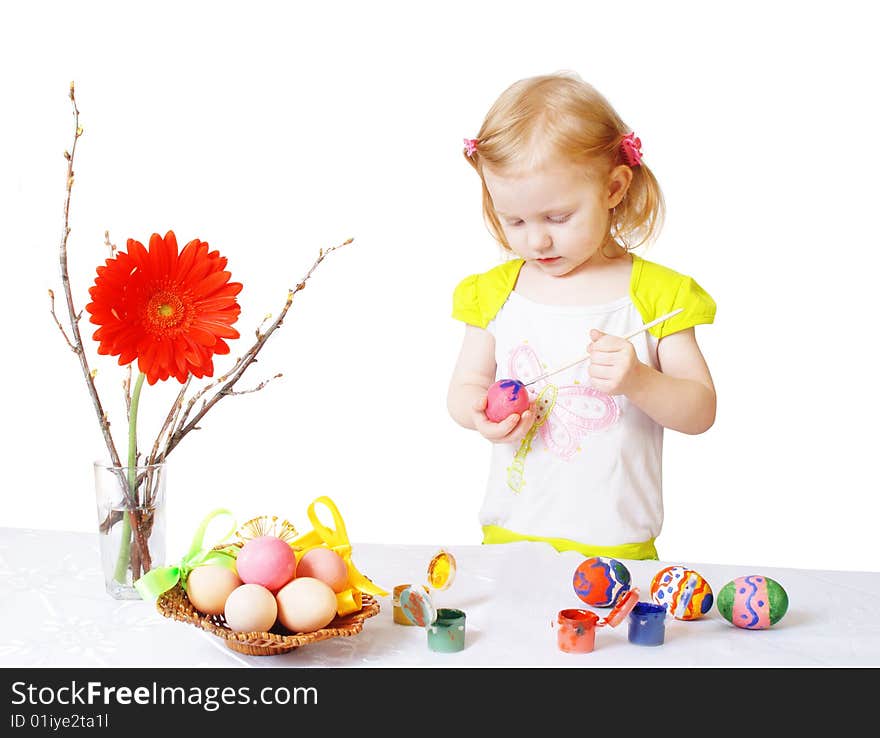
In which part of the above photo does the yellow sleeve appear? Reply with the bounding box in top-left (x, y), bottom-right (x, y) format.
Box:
top-left (451, 259), bottom-right (525, 328)
top-left (630, 255), bottom-right (716, 339)
top-left (451, 274), bottom-right (482, 326)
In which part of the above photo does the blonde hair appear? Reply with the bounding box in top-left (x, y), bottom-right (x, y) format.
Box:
top-left (465, 72), bottom-right (664, 252)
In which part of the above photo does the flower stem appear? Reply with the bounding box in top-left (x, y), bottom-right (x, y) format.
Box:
top-left (114, 371), bottom-right (145, 584)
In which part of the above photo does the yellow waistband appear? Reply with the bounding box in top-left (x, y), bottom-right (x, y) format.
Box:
top-left (482, 525), bottom-right (658, 561)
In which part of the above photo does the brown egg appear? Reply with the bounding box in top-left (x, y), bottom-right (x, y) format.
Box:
top-left (186, 565), bottom-right (242, 615)
top-left (275, 577), bottom-right (338, 633)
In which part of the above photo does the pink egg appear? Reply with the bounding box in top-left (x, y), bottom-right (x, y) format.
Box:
top-left (486, 379), bottom-right (530, 422)
top-left (296, 548), bottom-right (349, 593)
top-left (236, 535), bottom-right (297, 592)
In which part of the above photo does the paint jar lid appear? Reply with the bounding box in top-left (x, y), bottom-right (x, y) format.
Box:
top-left (599, 588), bottom-right (640, 628)
top-left (399, 585), bottom-right (437, 627)
top-left (426, 549), bottom-right (456, 591)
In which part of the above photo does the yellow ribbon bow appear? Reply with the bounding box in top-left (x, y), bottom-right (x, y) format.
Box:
top-left (291, 496), bottom-right (388, 615)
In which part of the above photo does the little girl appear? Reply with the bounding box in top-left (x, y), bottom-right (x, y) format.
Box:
top-left (447, 72), bottom-right (716, 560)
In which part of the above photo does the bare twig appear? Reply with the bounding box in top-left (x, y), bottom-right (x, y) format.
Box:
top-left (48, 289), bottom-right (75, 350)
top-left (147, 379), bottom-right (190, 470)
top-left (55, 83), bottom-right (152, 568)
top-left (256, 313), bottom-right (273, 339)
top-left (228, 373), bottom-right (283, 396)
top-left (56, 82), bottom-right (123, 471)
top-left (130, 534), bottom-right (142, 581)
top-left (172, 356), bottom-right (246, 440)
top-left (104, 230), bottom-right (117, 257)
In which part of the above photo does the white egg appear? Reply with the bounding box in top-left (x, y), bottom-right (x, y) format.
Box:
top-left (224, 583), bottom-right (278, 633)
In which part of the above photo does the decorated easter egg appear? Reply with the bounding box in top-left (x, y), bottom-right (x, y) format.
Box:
top-left (573, 556), bottom-right (631, 607)
top-left (486, 379), bottom-right (530, 422)
top-left (236, 535), bottom-right (298, 593)
top-left (295, 547), bottom-right (349, 593)
top-left (650, 565), bottom-right (713, 620)
top-left (717, 575), bottom-right (788, 630)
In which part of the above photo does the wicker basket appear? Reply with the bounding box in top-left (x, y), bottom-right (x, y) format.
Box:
top-left (156, 583), bottom-right (381, 656)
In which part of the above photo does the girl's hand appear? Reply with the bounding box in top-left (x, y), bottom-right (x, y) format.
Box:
top-left (471, 394), bottom-right (535, 444)
top-left (587, 329), bottom-right (644, 395)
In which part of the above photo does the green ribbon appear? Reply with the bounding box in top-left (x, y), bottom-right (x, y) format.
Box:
top-left (134, 508), bottom-right (238, 602)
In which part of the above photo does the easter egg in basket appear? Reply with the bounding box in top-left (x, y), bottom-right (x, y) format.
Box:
top-left (573, 556), bottom-right (632, 607)
top-left (276, 576), bottom-right (339, 634)
top-left (224, 583), bottom-right (278, 633)
top-left (650, 565), bottom-right (713, 620)
top-left (716, 575), bottom-right (788, 630)
top-left (185, 564), bottom-right (242, 616)
top-left (486, 379), bottom-right (530, 422)
top-left (236, 535), bottom-right (298, 593)
top-left (296, 547), bottom-right (349, 593)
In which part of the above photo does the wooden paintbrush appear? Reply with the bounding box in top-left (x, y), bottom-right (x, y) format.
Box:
top-left (523, 307), bottom-right (684, 387)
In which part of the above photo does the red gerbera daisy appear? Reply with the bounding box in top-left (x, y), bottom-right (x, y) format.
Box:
top-left (86, 230), bottom-right (243, 385)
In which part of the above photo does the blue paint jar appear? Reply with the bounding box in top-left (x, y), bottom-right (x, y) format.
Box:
top-left (628, 602), bottom-right (666, 646)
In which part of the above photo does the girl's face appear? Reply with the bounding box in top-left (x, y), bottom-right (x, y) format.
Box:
top-left (483, 159), bottom-right (631, 277)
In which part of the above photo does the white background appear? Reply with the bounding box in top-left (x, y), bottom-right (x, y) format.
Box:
top-left (3, 1), bottom-right (878, 573)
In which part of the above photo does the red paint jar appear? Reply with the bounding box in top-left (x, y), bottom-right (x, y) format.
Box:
top-left (556, 608), bottom-right (600, 653)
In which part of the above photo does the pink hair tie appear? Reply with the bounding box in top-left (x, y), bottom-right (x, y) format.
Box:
top-left (463, 138), bottom-right (479, 158)
top-left (620, 132), bottom-right (643, 167)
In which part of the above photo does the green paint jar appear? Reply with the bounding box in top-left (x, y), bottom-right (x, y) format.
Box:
top-left (427, 608), bottom-right (466, 653)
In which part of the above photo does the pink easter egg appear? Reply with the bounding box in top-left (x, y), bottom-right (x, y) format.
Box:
top-left (295, 547), bottom-right (350, 593)
top-left (236, 535), bottom-right (298, 593)
top-left (486, 379), bottom-right (530, 422)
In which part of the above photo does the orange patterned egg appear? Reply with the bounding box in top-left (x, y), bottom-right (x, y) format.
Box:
top-left (572, 556), bottom-right (632, 607)
top-left (649, 565), bottom-right (713, 620)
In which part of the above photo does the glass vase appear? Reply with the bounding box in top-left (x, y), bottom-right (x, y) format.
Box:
top-left (94, 461), bottom-right (167, 600)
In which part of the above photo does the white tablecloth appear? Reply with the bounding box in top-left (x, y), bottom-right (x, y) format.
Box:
top-left (2, 527), bottom-right (879, 667)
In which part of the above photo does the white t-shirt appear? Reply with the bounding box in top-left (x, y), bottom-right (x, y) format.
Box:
top-left (452, 255), bottom-right (716, 550)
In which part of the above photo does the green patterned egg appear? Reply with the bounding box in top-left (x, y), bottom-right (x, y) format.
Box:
top-left (717, 575), bottom-right (788, 629)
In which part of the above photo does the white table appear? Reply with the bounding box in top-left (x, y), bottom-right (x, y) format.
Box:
top-left (2, 527), bottom-right (879, 667)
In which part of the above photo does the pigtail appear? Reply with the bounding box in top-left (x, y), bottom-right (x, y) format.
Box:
top-left (613, 161), bottom-right (665, 251)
